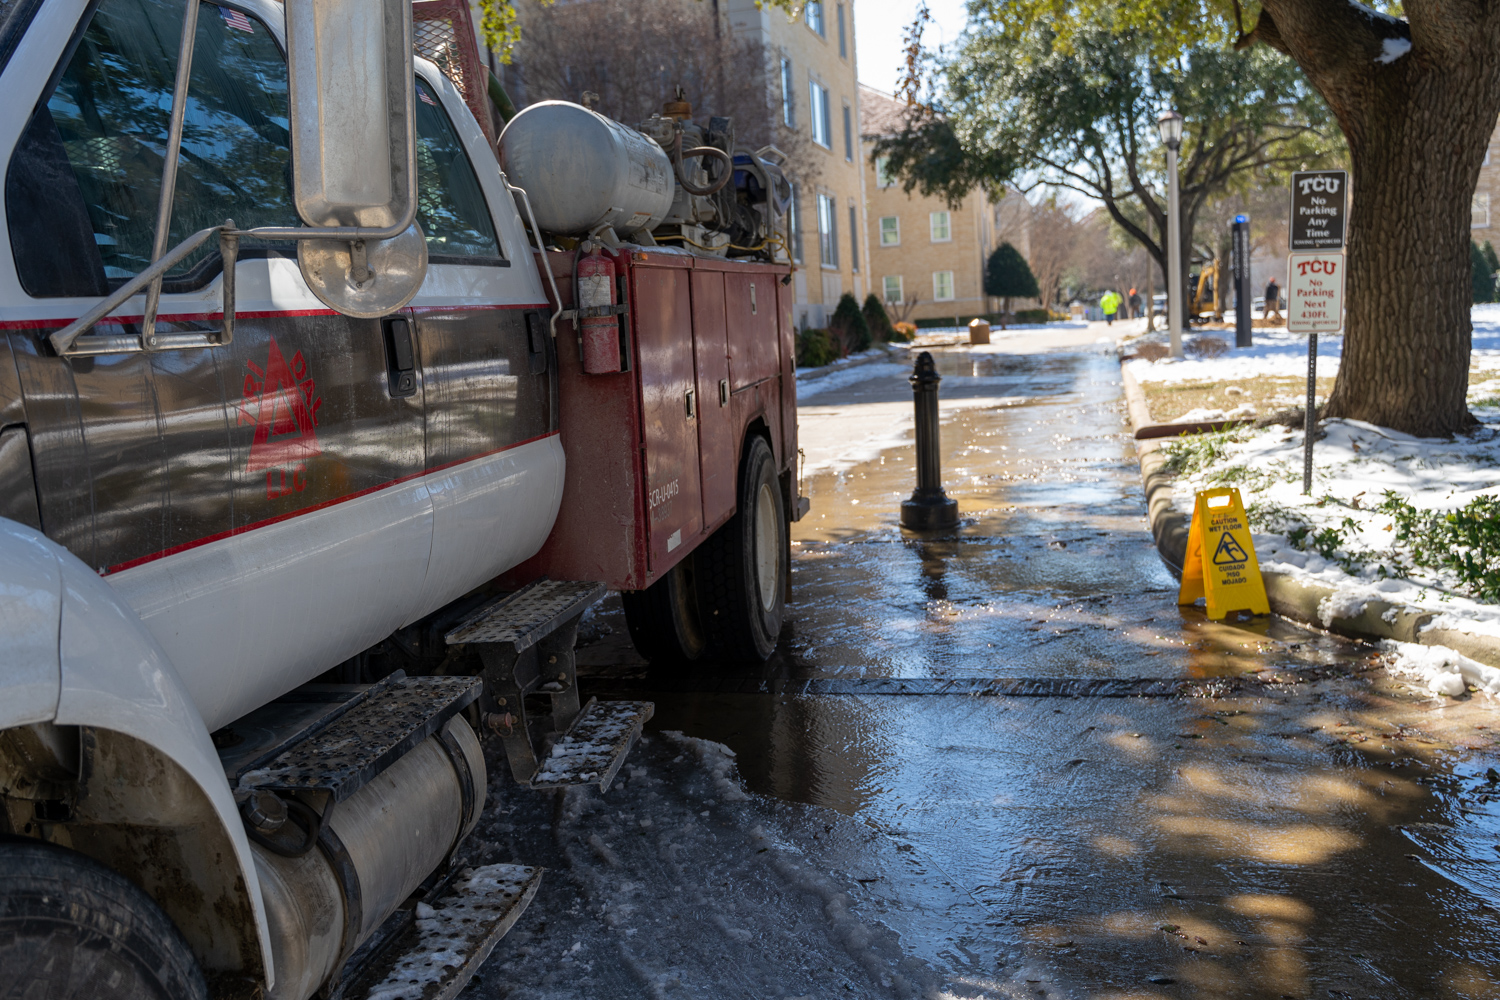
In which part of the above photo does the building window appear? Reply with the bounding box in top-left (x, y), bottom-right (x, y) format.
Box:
top-left (879, 215), bottom-right (899, 246)
top-left (930, 210), bottom-right (951, 242)
top-left (875, 156), bottom-right (896, 189)
top-left (818, 193), bottom-right (838, 268)
top-left (837, 3), bottom-right (847, 58)
top-left (848, 204), bottom-right (859, 272)
top-left (883, 275), bottom-right (903, 303)
top-left (933, 271), bottom-right (954, 301)
top-left (804, 0), bottom-right (824, 36)
top-left (787, 182), bottom-right (803, 262)
top-left (780, 58), bottom-right (795, 128)
top-left (1475, 192), bottom-right (1491, 229)
top-left (842, 102), bottom-right (853, 161)
top-left (809, 80), bottom-right (831, 148)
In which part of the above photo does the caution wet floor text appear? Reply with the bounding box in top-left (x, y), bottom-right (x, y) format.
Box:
top-left (1178, 487), bottom-right (1269, 620)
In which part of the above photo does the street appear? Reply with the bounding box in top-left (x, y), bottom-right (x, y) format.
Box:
top-left (461, 328), bottom-right (1500, 1000)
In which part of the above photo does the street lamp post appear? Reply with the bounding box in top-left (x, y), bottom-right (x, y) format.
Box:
top-left (1158, 110), bottom-right (1184, 359)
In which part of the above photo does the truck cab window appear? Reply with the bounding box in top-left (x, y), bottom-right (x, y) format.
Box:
top-left (414, 79), bottom-right (502, 263)
top-left (5, 0), bottom-right (297, 297)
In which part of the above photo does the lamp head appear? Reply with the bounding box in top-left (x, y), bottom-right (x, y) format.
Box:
top-left (1157, 110), bottom-right (1184, 150)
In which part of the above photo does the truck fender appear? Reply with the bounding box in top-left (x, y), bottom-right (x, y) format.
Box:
top-left (0, 518), bottom-right (275, 989)
top-left (0, 519), bottom-right (62, 728)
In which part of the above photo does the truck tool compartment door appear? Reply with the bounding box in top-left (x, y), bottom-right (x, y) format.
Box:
top-left (2, 0), bottom-right (431, 729)
top-left (632, 260), bottom-right (702, 571)
top-left (409, 69), bottom-right (561, 614)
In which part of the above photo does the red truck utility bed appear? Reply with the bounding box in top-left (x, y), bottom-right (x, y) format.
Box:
top-left (503, 248), bottom-right (797, 593)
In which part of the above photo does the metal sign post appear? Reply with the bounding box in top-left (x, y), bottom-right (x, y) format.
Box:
top-left (1231, 214), bottom-right (1251, 348)
top-left (1286, 169), bottom-right (1349, 496)
top-left (1303, 334), bottom-right (1318, 493)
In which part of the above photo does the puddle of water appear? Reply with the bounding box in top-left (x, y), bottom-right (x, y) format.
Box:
top-left (567, 342), bottom-right (1500, 999)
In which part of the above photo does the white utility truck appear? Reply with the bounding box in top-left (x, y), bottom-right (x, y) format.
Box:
top-left (0, 0), bottom-right (804, 993)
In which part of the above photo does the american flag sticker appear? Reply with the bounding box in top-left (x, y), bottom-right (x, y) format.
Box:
top-left (418, 90), bottom-right (437, 106)
top-left (219, 6), bottom-right (254, 32)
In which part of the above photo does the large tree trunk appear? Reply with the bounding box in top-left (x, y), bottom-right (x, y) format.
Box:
top-left (1254, 1), bottom-right (1500, 436)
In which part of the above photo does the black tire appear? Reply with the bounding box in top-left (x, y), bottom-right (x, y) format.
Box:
top-left (697, 435), bottom-right (786, 661)
top-left (0, 838), bottom-right (207, 1000)
top-left (621, 555), bottom-right (708, 665)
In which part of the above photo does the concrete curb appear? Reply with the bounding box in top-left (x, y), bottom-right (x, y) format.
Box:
top-left (1119, 361), bottom-right (1500, 669)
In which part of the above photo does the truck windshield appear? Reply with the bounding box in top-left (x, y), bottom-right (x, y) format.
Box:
top-left (7, 0), bottom-right (503, 299)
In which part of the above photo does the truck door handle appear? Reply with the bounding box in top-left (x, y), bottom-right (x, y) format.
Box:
top-left (685, 388), bottom-right (696, 418)
top-left (719, 379), bottom-right (729, 406)
top-left (383, 317), bottom-right (416, 397)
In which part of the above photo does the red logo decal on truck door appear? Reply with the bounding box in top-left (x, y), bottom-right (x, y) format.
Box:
top-left (238, 337), bottom-right (322, 498)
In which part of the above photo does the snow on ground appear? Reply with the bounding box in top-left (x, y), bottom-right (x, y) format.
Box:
top-left (1383, 640), bottom-right (1500, 698)
top-left (798, 361), bottom-right (911, 399)
top-left (1125, 307), bottom-right (1500, 693)
top-left (456, 732), bottom-right (1008, 999)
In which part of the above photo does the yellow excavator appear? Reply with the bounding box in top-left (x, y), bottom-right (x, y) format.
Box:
top-left (1186, 257), bottom-right (1223, 323)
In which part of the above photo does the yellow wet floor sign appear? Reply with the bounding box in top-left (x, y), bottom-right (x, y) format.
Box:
top-left (1178, 486), bottom-right (1269, 620)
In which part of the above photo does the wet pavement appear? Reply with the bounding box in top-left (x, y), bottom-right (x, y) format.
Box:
top-left (465, 328), bottom-right (1500, 999)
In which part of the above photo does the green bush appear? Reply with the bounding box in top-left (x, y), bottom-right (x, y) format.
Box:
top-left (796, 328), bottom-right (839, 368)
top-left (862, 294), bottom-right (895, 342)
top-left (1014, 308), bottom-right (1050, 324)
top-left (829, 292), bottom-right (871, 353)
top-left (984, 243), bottom-right (1039, 301)
top-left (1381, 492), bottom-right (1500, 601)
top-left (1474, 241), bottom-right (1495, 304)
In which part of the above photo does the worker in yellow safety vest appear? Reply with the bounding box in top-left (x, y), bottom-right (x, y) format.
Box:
top-left (1100, 289), bottom-right (1122, 325)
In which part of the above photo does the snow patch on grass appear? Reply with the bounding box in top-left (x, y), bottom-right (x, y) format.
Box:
top-left (1142, 306), bottom-right (1500, 639)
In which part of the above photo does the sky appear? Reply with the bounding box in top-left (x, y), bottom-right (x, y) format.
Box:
top-left (853, 0), bottom-right (970, 96)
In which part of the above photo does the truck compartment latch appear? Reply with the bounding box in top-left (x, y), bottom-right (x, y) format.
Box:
top-left (444, 580), bottom-right (653, 790)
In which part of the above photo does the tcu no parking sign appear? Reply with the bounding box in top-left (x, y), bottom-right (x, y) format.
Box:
top-left (1286, 252), bottom-right (1346, 334)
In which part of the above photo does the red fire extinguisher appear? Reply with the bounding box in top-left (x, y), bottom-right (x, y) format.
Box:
top-left (577, 249), bottom-right (621, 374)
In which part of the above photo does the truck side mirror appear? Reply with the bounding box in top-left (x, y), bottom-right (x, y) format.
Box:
top-left (285, 0), bottom-right (427, 317)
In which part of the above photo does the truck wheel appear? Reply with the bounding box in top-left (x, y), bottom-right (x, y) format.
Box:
top-left (621, 556), bottom-right (708, 664)
top-left (698, 435), bottom-right (786, 661)
top-left (0, 838), bottom-right (207, 1000)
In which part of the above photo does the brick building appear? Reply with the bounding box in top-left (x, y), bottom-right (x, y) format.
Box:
top-left (1476, 118), bottom-right (1500, 239)
top-left (727, 0), bottom-right (868, 328)
top-left (859, 85), bottom-right (996, 325)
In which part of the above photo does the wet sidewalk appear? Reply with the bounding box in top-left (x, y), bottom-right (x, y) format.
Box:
top-left (466, 330), bottom-right (1500, 1000)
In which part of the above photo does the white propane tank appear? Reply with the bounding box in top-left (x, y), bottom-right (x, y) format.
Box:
top-left (499, 101), bottom-right (674, 237)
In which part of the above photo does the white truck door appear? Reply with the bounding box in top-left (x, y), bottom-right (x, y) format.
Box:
top-left (1, 0), bottom-right (436, 730)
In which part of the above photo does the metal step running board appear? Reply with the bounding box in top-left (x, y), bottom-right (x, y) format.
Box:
top-left (531, 697), bottom-right (653, 792)
top-left (342, 864), bottom-right (544, 1000)
top-left (444, 580), bottom-right (607, 785)
top-left (444, 580), bottom-right (604, 651)
top-left (232, 674), bottom-right (481, 802)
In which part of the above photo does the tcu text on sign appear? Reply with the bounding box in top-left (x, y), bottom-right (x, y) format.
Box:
top-left (1288, 169), bottom-right (1348, 251)
top-left (1286, 252), bottom-right (1346, 334)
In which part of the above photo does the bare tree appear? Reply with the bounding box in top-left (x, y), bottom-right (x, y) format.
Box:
top-left (514, 0), bottom-right (819, 188)
top-left (889, 293), bottom-right (922, 325)
top-left (1019, 196), bottom-right (1081, 311)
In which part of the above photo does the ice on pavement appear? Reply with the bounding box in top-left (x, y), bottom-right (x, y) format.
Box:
top-left (456, 731), bottom-right (1012, 999)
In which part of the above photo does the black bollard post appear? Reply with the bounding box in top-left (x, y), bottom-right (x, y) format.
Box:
top-left (900, 352), bottom-right (959, 531)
